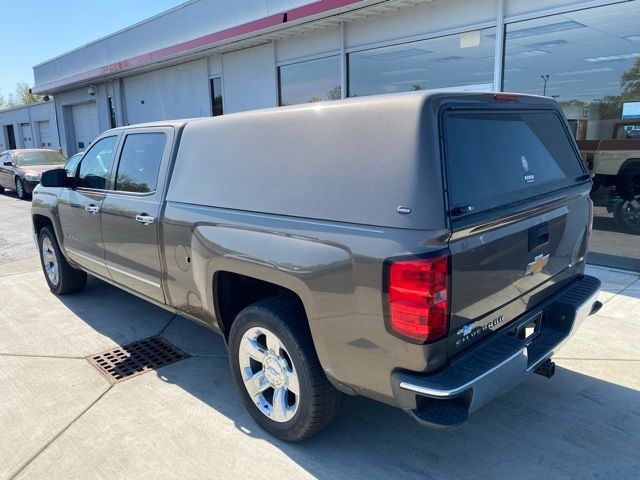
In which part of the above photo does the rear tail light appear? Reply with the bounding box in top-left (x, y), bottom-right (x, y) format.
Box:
top-left (387, 255), bottom-right (449, 343)
top-left (586, 198), bottom-right (594, 251)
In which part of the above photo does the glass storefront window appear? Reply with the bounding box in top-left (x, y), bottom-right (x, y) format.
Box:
top-left (504, 2), bottom-right (640, 270)
top-left (278, 56), bottom-right (341, 106)
top-left (348, 28), bottom-right (496, 97)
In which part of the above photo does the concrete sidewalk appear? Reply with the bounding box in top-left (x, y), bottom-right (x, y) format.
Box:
top-left (0, 256), bottom-right (638, 480)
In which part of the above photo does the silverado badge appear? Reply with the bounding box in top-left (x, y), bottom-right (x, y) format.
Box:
top-left (525, 253), bottom-right (549, 276)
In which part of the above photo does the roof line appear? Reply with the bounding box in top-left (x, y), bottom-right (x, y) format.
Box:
top-left (32, 0), bottom-right (200, 68)
top-left (32, 0), bottom-right (364, 94)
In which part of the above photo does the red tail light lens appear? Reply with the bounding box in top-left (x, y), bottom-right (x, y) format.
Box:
top-left (586, 198), bottom-right (594, 251)
top-left (388, 255), bottom-right (449, 343)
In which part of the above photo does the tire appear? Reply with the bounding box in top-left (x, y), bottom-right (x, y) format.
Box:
top-left (228, 297), bottom-right (343, 441)
top-left (613, 199), bottom-right (640, 235)
top-left (615, 162), bottom-right (640, 201)
top-left (15, 177), bottom-right (27, 200)
top-left (38, 226), bottom-right (87, 294)
top-left (0, 185), bottom-right (4, 194)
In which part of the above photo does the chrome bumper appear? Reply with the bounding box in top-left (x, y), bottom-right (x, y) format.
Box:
top-left (391, 275), bottom-right (602, 429)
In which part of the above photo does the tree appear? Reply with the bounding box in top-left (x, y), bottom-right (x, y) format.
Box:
top-left (0, 82), bottom-right (41, 109)
top-left (15, 81), bottom-right (42, 105)
top-left (620, 57), bottom-right (640, 101)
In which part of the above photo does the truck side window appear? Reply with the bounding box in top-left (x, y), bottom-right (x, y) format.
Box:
top-left (78, 136), bottom-right (117, 190)
top-left (114, 133), bottom-right (166, 193)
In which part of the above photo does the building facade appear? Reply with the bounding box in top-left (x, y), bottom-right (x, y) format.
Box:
top-left (26, 0), bottom-right (640, 269)
top-left (0, 101), bottom-right (59, 152)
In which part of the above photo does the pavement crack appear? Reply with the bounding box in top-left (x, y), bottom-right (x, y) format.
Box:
top-left (0, 353), bottom-right (85, 360)
top-left (556, 357), bottom-right (640, 362)
top-left (158, 313), bottom-right (178, 336)
top-left (7, 385), bottom-right (113, 480)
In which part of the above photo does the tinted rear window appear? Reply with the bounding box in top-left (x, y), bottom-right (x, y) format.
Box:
top-left (444, 110), bottom-right (585, 214)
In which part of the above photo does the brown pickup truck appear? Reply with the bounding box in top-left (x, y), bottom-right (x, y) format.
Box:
top-left (578, 119), bottom-right (640, 234)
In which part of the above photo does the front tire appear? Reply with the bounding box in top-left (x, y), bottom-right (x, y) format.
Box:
top-left (228, 297), bottom-right (342, 441)
top-left (15, 177), bottom-right (27, 200)
top-left (613, 199), bottom-right (640, 235)
top-left (38, 226), bottom-right (87, 294)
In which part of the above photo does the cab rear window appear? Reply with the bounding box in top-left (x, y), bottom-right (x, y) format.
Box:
top-left (443, 110), bottom-right (586, 214)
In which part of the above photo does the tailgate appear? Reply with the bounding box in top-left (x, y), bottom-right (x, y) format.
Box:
top-left (441, 106), bottom-right (591, 354)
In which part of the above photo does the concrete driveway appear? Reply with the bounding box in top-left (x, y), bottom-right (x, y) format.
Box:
top-left (0, 194), bottom-right (639, 479)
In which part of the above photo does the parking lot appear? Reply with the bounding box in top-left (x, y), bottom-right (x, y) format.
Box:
top-left (0, 192), bottom-right (639, 480)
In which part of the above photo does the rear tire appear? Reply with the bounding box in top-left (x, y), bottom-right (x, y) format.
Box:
top-left (228, 297), bottom-right (342, 441)
top-left (38, 226), bottom-right (87, 295)
top-left (0, 185), bottom-right (4, 194)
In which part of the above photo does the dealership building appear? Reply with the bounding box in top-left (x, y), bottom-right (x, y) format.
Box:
top-left (0, 0), bottom-right (636, 156)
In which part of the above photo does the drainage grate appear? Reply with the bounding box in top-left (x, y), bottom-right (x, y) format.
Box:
top-left (87, 336), bottom-right (189, 384)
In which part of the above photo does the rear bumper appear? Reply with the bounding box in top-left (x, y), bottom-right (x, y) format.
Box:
top-left (391, 274), bottom-right (601, 429)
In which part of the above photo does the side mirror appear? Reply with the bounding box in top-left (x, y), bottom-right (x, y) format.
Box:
top-left (40, 168), bottom-right (73, 188)
top-left (2, 160), bottom-right (12, 166)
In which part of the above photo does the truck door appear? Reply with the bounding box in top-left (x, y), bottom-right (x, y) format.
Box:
top-left (100, 128), bottom-right (174, 302)
top-left (57, 135), bottom-right (119, 278)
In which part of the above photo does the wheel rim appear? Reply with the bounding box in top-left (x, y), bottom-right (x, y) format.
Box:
top-left (620, 199), bottom-right (640, 226)
top-left (16, 179), bottom-right (23, 197)
top-left (41, 237), bottom-right (59, 286)
top-left (238, 326), bottom-right (300, 423)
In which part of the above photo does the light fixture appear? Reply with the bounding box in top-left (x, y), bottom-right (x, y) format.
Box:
top-left (584, 52), bottom-right (640, 63)
top-left (87, 85), bottom-right (97, 96)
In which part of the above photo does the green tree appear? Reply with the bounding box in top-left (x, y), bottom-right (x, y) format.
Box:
top-left (620, 57), bottom-right (640, 101)
top-left (15, 81), bottom-right (42, 105)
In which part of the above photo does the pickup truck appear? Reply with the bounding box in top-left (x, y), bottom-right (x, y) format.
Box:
top-left (578, 119), bottom-right (640, 234)
top-left (32, 92), bottom-right (602, 442)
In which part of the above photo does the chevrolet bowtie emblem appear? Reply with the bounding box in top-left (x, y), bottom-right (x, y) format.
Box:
top-left (525, 253), bottom-right (550, 276)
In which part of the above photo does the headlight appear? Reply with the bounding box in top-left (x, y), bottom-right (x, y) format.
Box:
top-left (24, 173), bottom-right (40, 181)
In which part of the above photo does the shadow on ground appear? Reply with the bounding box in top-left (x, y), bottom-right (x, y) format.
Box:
top-left (53, 276), bottom-right (640, 479)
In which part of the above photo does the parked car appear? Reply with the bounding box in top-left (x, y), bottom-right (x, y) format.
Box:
top-left (0, 149), bottom-right (67, 199)
top-left (31, 92), bottom-right (601, 441)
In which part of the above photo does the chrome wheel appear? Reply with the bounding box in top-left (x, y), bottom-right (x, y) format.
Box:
top-left (41, 236), bottom-right (59, 286)
top-left (239, 326), bottom-right (300, 423)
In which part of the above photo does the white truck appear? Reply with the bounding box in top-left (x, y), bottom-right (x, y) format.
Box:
top-left (578, 119), bottom-right (640, 234)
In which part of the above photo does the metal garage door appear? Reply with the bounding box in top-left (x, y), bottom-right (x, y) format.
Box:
top-left (21, 123), bottom-right (34, 148)
top-left (38, 120), bottom-right (52, 148)
top-left (71, 102), bottom-right (99, 152)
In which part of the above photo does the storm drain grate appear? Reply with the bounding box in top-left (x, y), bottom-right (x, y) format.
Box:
top-left (87, 336), bottom-right (189, 384)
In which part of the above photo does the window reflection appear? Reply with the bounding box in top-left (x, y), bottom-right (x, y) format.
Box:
top-left (504, 1), bottom-right (640, 268)
top-left (348, 28), bottom-right (496, 97)
top-left (278, 56), bottom-right (341, 106)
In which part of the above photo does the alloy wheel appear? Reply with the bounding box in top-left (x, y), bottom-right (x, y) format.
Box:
top-left (41, 236), bottom-right (59, 286)
top-left (238, 326), bottom-right (300, 423)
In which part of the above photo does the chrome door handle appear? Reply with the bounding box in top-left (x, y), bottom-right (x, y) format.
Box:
top-left (135, 214), bottom-right (155, 225)
top-left (85, 205), bottom-right (100, 214)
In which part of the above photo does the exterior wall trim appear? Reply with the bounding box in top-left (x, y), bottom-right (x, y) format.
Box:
top-left (32, 0), bottom-right (371, 94)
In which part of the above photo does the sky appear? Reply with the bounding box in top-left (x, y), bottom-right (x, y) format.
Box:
top-left (0, 0), bottom-right (185, 97)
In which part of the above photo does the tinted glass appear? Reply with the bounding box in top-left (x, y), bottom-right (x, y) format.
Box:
top-left (64, 153), bottom-right (82, 178)
top-left (444, 111), bottom-right (584, 213)
top-left (211, 77), bottom-right (223, 116)
top-left (15, 151), bottom-right (66, 166)
top-left (78, 136), bottom-right (117, 189)
top-left (279, 56), bottom-right (341, 106)
top-left (115, 133), bottom-right (166, 193)
top-left (503, 2), bottom-right (640, 270)
top-left (348, 28), bottom-right (496, 97)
